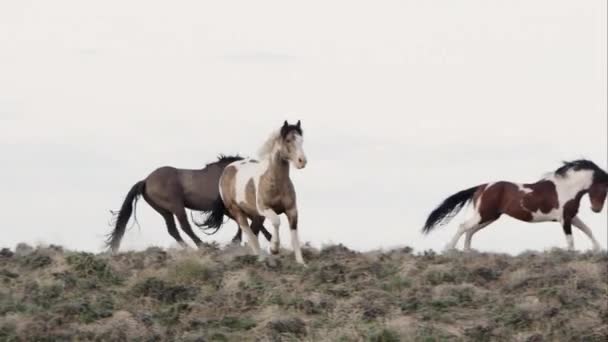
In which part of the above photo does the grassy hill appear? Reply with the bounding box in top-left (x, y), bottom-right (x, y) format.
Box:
top-left (0, 243), bottom-right (606, 341)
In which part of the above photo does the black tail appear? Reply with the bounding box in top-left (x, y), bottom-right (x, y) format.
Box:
top-left (422, 186), bottom-right (480, 234)
top-left (106, 181), bottom-right (145, 252)
top-left (199, 195), bottom-right (227, 235)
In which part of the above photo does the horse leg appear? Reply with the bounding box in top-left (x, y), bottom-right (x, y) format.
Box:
top-left (561, 218), bottom-right (575, 251)
top-left (231, 218), bottom-right (270, 244)
top-left (571, 216), bottom-right (600, 251)
top-left (464, 220), bottom-right (495, 251)
top-left (163, 214), bottom-right (189, 249)
top-left (175, 208), bottom-right (204, 248)
top-left (231, 228), bottom-right (243, 244)
top-left (231, 218), bottom-right (271, 244)
top-left (445, 215), bottom-right (482, 251)
top-left (260, 209), bottom-right (281, 255)
top-left (251, 217), bottom-right (273, 242)
top-left (234, 213), bottom-right (265, 260)
top-left (286, 208), bottom-right (305, 265)
top-left (143, 196), bottom-right (188, 248)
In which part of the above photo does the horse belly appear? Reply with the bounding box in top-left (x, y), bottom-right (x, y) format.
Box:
top-left (181, 172), bottom-right (220, 210)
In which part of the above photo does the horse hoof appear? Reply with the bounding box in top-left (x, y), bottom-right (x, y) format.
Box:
top-left (270, 247), bottom-right (280, 255)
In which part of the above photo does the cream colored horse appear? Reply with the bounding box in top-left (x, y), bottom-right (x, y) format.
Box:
top-left (203, 121), bottom-right (308, 264)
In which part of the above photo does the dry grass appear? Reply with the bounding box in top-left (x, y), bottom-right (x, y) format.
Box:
top-left (0, 244), bottom-right (606, 341)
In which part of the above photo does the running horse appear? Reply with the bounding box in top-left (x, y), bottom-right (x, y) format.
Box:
top-left (423, 160), bottom-right (608, 251)
top-left (106, 155), bottom-right (272, 252)
top-left (202, 120), bottom-right (308, 265)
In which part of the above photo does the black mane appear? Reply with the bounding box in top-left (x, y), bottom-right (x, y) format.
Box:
top-left (216, 154), bottom-right (244, 164)
top-left (555, 159), bottom-right (608, 183)
top-left (205, 154), bottom-right (244, 168)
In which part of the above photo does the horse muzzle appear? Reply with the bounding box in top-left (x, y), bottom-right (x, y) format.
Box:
top-left (295, 157), bottom-right (307, 169)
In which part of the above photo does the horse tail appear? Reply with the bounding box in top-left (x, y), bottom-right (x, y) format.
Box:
top-left (422, 185), bottom-right (481, 234)
top-left (106, 180), bottom-right (145, 252)
top-left (200, 195), bottom-right (227, 235)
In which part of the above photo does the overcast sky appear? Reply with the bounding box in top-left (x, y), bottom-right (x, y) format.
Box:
top-left (1, 1), bottom-right (606, 254)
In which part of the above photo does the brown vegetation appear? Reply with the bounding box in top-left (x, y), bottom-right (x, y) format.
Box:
top-left (0, 243), bottom-right (606, 341)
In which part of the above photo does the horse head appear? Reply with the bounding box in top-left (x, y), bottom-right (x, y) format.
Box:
top-left (278, 120), bottom-right (307, 169)
top-left (589, 169), bottom-right (608, 213)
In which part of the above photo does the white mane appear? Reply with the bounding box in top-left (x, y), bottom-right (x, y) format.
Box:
top-left (257, 130), bottom-right (281, 160)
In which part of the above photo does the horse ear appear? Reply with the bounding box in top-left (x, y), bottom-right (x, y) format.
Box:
top-left (296, 120), bottom-right (301, 128)
top-left (283, 120), bottom-right (288, 127)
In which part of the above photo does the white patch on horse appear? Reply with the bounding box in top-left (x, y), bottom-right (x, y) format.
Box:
top-left (262, 208), bottom-right (281, 254)
top-left (517, 183), bottom-right (532, 194)
top-left (233, 159), bottom-right (268, 211)
top-left (540, 169), bottom-right (595, 222)
top-left (529, 209), bottom-right (560, 223)
top-left (517, 170), bottom-right (594, 223)
top-left (291, 229), bottom-right (305, 265)
top-left (514, 183), bottom-right (553, 222)
top-left (551, 169), bottom-right (594, 204)
top-left (566, 234), bottom-right (574, 250)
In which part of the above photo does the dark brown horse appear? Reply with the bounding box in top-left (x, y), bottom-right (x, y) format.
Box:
top-left (106, 155), bottom-right (272, 252)
top-left (423, 160), bottom-right (608, 252)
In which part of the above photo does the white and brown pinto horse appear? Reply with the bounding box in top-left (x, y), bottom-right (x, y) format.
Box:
top-left (423, 160), bottom-right (608, 252)
top-left (202, 121), bottom-right (308, 264)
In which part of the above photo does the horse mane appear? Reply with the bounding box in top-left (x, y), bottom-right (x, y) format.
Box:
top-left (553, 159), bottom-right (608, 183)
top-left (216, 154), bottom-right (244, 164)
top-left (204, 154), bottom-right (244, 168)
top-left (257, 130), bottom-right (281, 160)
top-left (555, 159), bottom-right (599, 176)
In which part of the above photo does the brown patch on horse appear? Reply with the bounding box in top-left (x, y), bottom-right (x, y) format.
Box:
top-left (477, 182), bottom-right (534, 223)
top-left (521, 180), bottom-right (559, 214)
top-left (472, 184), bottom-right (487, 206)
top-left (588, 183), bottom-right (608, 212)
top-left (477, 181), bottom-right (561, 224)
top-left (237, 179), bottom-right (259, 216)
top-left (258, 155), bottom-right (296, 215)
top-left (219, 165), bottom-right (238, 207)
top-left (245, 180), bottom-right (256, 206)
top-left (563, 191), bottom-right (586, 220)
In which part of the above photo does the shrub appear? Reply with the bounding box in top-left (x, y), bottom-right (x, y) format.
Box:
top-left (132, 277), bottom-right (197, 304)
top-left (66, 253), bottom-right (121, 285)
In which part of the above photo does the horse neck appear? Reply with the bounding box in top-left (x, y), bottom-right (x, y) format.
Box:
top-left (265, 150), bottom-right (290, 182)
top-left (553, 170), bottom-right (594, 194)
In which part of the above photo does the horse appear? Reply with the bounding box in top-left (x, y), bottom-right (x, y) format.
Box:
top-left (106, 155), bottom-right (272, 252)
top-left (202, 120), bottom-right (308, 265)
top-left (422, 159), bottom-right (608, 252)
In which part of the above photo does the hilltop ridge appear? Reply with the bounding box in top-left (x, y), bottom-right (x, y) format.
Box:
top-left (0, 243), bottom-right (606, 341)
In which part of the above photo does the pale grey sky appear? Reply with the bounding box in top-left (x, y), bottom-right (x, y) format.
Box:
top-left (1, 0), bottom-right (606, 254)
